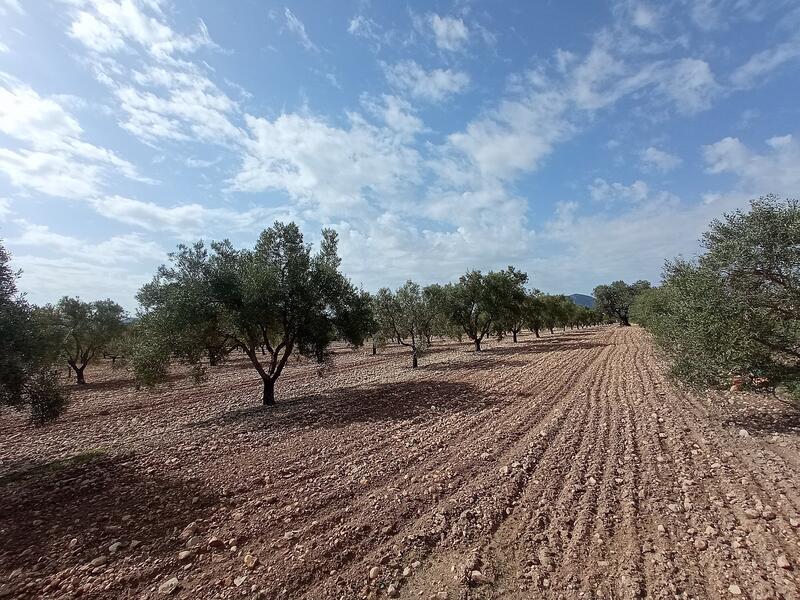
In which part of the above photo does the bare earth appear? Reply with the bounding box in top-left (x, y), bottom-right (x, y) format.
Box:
top-left (2, 327), bottom-right (800, 599)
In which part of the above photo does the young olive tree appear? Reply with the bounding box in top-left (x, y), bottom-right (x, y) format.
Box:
top-left (0, 242), bottom-right (67, 423)
top-left (135, 222), bottom-right (370, 406)
top-left (373, 281), bottom-right (433, 368)
top-left (593, 280), bottom-right (651, 326)
top-left (37, 297), bottom-right (128, 384)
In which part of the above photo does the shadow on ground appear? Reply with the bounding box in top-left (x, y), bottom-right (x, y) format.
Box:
top-left (0, 452), bottom-right (219, 590)
top-left (191, 380), bottom-right (489, 432)
top-left (722, 402), bottom-right (800, 435)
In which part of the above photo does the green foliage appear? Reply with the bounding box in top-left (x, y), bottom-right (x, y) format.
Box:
top-left (373, 281), bottom-right (433, 367)
top-left (0, 241), bottom-right (68, 424)
top-left (442, 266), bottom-right (528, 351)
top-left (593, 280), bottom-right (651, 326)
top-left (634, 195), bottom-right (799, 398)
top-left (37, 297), bottom-right (127, 384)
top-left (134, 222), bottom-right (369, 405)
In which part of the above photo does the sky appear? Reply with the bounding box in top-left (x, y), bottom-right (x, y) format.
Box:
top-left (0, 0), bottom-right (799, 311)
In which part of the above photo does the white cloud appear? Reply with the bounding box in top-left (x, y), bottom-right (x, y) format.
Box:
top-left (0, 198), bottom-right (11, 219)
top-left (11, 219), bottom-right (166, 265)
top-left (703, 134), bottom-right (800, 194)
top-left (0, 76), bottom-right (149, 198)
top-left (730, 38), bottom-right (800, 88)
top-left (383, 60), bottom-right (469, 103)
top-left (89, 195), bottom-right (293, 236)
top-left (589, 178), bottom-right (651, 203)
top-left (640, 146), bottom-right (682, 172)
top-left (0, 0), bottom-right (23, 16)
top-left (231, 112), bottom-right (421, 218)
top-left (428, 14), bottom-right (469, 52)
top-left (115, 65), bottom-right (241, 145)
top-left (67, 0), bottom-right (215, 59)
top-left (13, 254), bottom-right (151, 308)
top-left (284, 7), bottom-right (318, 52)
top-left (361, 94), bottom-right (423, 139)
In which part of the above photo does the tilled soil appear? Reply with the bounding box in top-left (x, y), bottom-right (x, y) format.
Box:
top-left (2, 326), bottom-right (800, 599)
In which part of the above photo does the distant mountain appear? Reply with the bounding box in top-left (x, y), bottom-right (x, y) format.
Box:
top-left (569, 293), bottom-right (595, 308)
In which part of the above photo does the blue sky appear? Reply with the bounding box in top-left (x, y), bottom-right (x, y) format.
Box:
top-left (0, 0), bottom-right (798, 310)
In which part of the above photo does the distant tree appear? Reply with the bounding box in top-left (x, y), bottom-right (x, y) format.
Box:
top-left (373, 281), bottom-right (433, 368)
top-left (493, 267), bottom-right (530, 342)
top-left (593, 280), bottom-right (651, 326)
top-left (443, 267), bottom-right (528, 351)
top-left (541, 294), bottom-right (569, 334)
top-left (38, 297), bottom-right (127, 384)
top-left (135, 222), bottom-right (369, 406)
top-left (523, 290), bottom-right (546, 338)
top-left (635, 195), bottom-right (799, 397)
top-left (0, 242), bottom-right (67, 423)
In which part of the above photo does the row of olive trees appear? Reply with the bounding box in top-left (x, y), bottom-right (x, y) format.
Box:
top-left (1, 221), bottom-right (604, 422)
top-left (630, 195), bottom-right (799, 399)
top-left (371, 273), bottom-right (606, 369)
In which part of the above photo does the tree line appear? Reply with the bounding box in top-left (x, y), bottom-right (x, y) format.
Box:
top-left (0, 222), bottom-right (605, 422)
top-left (4, 195), bottom-right (794, 423)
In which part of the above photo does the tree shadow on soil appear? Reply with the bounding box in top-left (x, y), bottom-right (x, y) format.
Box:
top-left (722, 403), bottom-right (800, 435)
top-left (190, 380), bottom-right (489, 433)
top-left (0, 452), bottom-right (219, 587)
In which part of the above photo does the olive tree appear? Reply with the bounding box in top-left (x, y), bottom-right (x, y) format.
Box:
top-left (443, 267), bottom-right (528, 351)
top-left (373, 281), bottom-right (432, 368)
top-left (38, 297), bottom-right (127, 384)
top-left (135, 222), bottom-right (370, 406)
top-left (593, 280), bottom-right (651, 326)
top-left (634, 195), bottom-right (799, 396)
top-left (493, 267), bottom-right (530, 342)
top-left (0, 242), bottom-right (67, 423)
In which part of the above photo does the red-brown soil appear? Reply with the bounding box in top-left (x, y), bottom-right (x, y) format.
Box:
top-left (2, 327), bottom-right (799, 599)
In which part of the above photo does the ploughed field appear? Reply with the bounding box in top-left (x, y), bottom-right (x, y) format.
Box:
top-left (2, 327), bottom-right (800, 600)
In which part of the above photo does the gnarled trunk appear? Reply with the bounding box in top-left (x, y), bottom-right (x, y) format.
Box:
top-left (73, 364), bottom-right (86, 385)
top-left (512, 330), bottom-right (518, 343)
top-left (620, 315), bottom-right (631, 326)
top-left (412, 351), bottom-right (418, 368)
top-left (474, 338), bottom-right (481, 352)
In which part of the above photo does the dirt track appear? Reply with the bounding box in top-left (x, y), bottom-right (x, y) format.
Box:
top-left (2, 326), bottom-right (800, 599)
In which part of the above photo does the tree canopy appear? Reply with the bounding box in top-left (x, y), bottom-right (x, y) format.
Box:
top-left (0, 242), bottom-right (67, 424)
top-left (134, 222), bottom-right (371, 405)
top-left (37, 297), bottom-right (128, 384)
top-left (632, 195), bottom-right (799, 397)
top-left (594, 280), bottom-right (651, 326)
top-left (442, 267), bottom-right (528, 351)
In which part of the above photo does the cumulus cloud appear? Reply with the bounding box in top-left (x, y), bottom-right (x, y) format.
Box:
top-left (230, 112), bottom-right (421, 219)
top-left (640, 146), bottom-right (682, 172)
top-left (383, 60), bottom-right (470, 103)
top-left (703, 134), bottom-right (800, 194)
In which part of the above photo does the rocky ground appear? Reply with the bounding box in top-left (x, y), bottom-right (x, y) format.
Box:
top-left (1, 326), bottom-right (799, 599)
